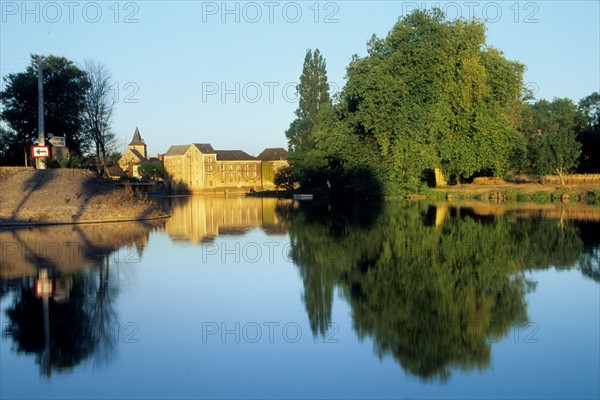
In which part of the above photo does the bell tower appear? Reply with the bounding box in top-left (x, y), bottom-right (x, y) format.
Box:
top-left (128, 127), bottom-right (147, 158)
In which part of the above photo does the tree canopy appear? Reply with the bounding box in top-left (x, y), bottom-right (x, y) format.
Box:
top-left (577, 92), bottom-right (600, 173)
top-left (0, 55), bottom-right (91, 164)
top-left (338, 9), bottom-right (527, 194)
top-left (282, 10), bottom-right (600, 197)
top-left (138, 160), bottom-right (165, 181)
top-left (522, 98), bottom-right (581, 183)
top-left (285, 49), bottom-right (331, 152)
top-left (284, 49), bottom-right (335, 191)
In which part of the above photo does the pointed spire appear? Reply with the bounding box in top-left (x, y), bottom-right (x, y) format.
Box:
top-left (128, 127), bottom-right (145, 146)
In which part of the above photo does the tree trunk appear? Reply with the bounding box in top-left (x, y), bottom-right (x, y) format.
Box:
top-left (95, 144), bottom-right (102, 175)
top-left (99, 140), bottom-right (107, 176)
top-left (556, 168), bottom-right (565, 186)
top-left (434, 168), bottom-right (447, 187)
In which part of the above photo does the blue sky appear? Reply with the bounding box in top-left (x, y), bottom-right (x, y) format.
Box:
top-left (1, 1), bottom-right (599, 157)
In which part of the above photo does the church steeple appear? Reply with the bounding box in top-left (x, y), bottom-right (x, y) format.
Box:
top-left (127, 127), bottom-right (147, 158)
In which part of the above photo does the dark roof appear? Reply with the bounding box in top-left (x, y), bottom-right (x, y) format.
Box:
top-left (128, 127), bottom-right (145, 146)
top-left (257, 147), bottom-right (287, 161)
top-left (191, 143), bottom-right (215, 154)
top-left (164, 145), bottom-right (190, 156)
top-left (215, 150), bottom-right (257, 161)
top-left (164, 143), bottom-right (216, 157)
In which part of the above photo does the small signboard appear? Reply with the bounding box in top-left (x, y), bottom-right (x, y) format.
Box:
top-left (31, 145), bottom-right (51, 158)
top-left (35, 277), bottom-right (53, 298)
top-left (48, 136), bottom-right (66, 147)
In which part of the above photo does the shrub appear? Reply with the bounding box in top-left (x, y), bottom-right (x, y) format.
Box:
top-left (274, 166), bottom-right (297, 191)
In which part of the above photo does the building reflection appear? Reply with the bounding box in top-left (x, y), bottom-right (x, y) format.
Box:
top-left (0, 220), bottom-right (163, 377)
top-left (160, 196), bottom-right (292, 243)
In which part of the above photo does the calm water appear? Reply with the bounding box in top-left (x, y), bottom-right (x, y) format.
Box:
top-left (1, 197), bottom-right (599, 399)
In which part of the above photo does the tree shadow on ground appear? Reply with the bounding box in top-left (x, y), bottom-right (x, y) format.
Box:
top-left (9, 169), bottom-right (58, 220)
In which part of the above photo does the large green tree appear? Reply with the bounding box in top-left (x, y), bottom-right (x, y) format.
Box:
top-left (522, 98), bottom-right (581, 183)
top-left (0, 54), bottom-right (90, 165)
top-left (287, 9), bottom-right (528, 197)
top-left (339, 9), bottom-right (526, 193)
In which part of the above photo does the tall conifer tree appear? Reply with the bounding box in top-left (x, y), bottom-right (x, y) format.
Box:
top-left (285, 49), bottom-right (331, 152)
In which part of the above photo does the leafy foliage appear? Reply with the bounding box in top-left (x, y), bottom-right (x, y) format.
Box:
top-left (287, 9), bottom-right (529, 197)
top-left (285, 49), bottom-right (331, 152)
top-left (137, 160), bottom-right (165, 181)
top-left (45, 153), bottom-right (84, 169)
top-left (522, 98), bottom-right (581, 181)
top-left (577, 92), bottom-right (600, 173)
top-left (339, 9), bottom-right (526, 193)
top-left (0, 54), bottom-right (91, 164)
top-left (273, 165), bottom-right (297, 191)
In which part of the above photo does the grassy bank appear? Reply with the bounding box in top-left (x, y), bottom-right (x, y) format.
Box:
top-left (421, 182), bottom-right (600, 204)
top-left (250, 174), bottom-right (600, 205)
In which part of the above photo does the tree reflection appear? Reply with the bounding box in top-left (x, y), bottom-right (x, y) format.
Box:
top-left (3, 256), bottom-right (120, 376)
top-left (1, 221), bottom-right (159, 377)
top-left (285, 201), bottom-right (600, 380)
top-left (576, 221), bottom-right (600, 282)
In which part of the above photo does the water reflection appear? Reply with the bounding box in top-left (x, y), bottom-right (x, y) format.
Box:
top-left (286, 201), bottom-right (600, 380)
top-left (0, 221), bottom-right (163, 278)
top-left (158, 196), bottom-right (292, 243)
top-left (1, 198), bottom-right (598, 388)
top-left (0, 220), bottom-right (163, 377)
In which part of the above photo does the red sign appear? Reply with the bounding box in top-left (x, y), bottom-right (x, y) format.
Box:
top-left (31, 145), bottom-right (51, 158)
top-left (35, 278), bottom-right (54, 298)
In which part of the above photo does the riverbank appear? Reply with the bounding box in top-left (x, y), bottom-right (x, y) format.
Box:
top-left (421, 181), bottom-right (600, 203)
top-left (249, 183), bottom-right (600, 204)
top-left (0, 168), bottom-right (168, 226)
top-left (246, 189), bottom-right (293, 198)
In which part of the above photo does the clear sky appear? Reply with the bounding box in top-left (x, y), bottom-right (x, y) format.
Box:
top-left (1, 0), bottom-right (599, 157)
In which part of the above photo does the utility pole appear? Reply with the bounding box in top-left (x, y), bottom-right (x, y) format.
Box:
top-left (37, 55), bottom-right (46, 169)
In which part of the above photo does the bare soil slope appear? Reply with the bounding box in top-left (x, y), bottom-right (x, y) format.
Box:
top-left (0, 169), bottom-right (167, 225)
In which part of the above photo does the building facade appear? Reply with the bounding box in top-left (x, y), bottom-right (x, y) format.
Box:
top-left (163, 143), bottom-right (264, 193)
top-left (258, 148), bottom-right (289, 190)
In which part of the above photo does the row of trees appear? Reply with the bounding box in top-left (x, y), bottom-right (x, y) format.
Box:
top-left (283, 9), bottom-right (599, 197)
top-left (0, 54), bottom-right (118, 172)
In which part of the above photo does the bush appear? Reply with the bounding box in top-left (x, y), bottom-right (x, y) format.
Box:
top-left (45, 153), bottom-right (83, 168)
top-left (138, 160), bottom-right (165, 181)
top-left (274, 166), bottom-right (297, 191)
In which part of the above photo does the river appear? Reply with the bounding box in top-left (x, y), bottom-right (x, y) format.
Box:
top-left (1, 196), bottom-right (599, 399)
